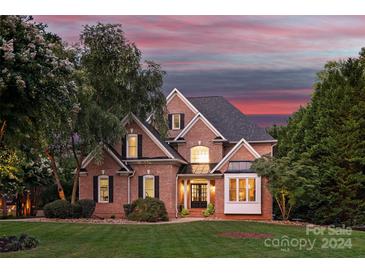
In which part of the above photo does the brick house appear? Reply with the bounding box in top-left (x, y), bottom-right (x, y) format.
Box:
top-left (79, 88), bottom-right (277, 219)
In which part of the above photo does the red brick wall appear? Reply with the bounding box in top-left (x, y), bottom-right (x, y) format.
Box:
top-left (79, 151), bottom-right (128, 218)
top-left (130, 163), bottom-right (180, 218)
top-left (166, 94), bottom-right (196, 138)
top-left (114, 120), bottom-right (167, 158)
top-left (177, 119), bottom-right (223, 163)
top-left (251, 143), bottom-right (273, 156)
top-left (219, 144), bottom-right (256, 173)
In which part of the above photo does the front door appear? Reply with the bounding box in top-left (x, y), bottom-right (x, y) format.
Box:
top-left (191, 184), bottom-right (207, 208)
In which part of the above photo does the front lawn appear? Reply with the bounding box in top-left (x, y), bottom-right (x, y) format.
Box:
top-left (0, 221), bottom-right (364, 257)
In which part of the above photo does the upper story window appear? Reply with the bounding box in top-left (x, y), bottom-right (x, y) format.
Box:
top-left (168, 113), bottom-right (184, 130)
top-left (172, 114), bottom-right (181, 130)
top-left (127, 134), bottom-right (138, 158)
top-left (191, 146), bottom-right (209, 163)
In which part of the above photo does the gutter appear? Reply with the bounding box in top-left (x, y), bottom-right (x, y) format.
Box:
top-left (127, 170), bottom-right (135, 204)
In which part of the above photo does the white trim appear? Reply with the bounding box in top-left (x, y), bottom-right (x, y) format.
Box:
top-left (126, 133), bottom-right (138, 158)
top-left (174, 113), bottom-right (226, 141)
top-left (80, 144), bottom-right (131, 172)
top-left (166, 88), bottom-right (199, 114)
top-left (183, 179), bottom-right (188, 209)
top-left (171, 113), bottom-right (181, 130)
top-left (210, 138), bottom-right (261, 173)
top-left (123, 113), bottom-right (176, 159)
top-left (98, 175), bottom-right (110, 203)
top-left (224, 173), bottom-right (261, 214)
top-left (143, 175), bottom-right (155, 198)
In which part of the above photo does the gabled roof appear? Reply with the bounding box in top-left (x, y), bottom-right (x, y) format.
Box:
top-left (210, 138), bottom-right (261, 173)
top-left (174, 113), bottom-right (226, 141)
top-left (187, 96), bottom-right (275, 142)
top-left (122, 113), bottom-right (186, 163)
top-left (166, 88), bottom-right (199, 114)
top-left (81, 144), bottom-right (132, 172)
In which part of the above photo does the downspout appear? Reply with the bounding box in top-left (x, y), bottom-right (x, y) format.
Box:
top-left (175, 174), bottom-right (179, 218)
top-left (127, 171), bottom-right (135, 204)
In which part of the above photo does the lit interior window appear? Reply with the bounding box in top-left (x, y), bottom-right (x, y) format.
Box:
top-left (248, 178), bottom-right (256, 201)
top-left (99, 177), bottom-right (109, 202)
top-left (127, 134), bottom-right (137, 158)
top-left (229, 179), bottom-right (236, 201)
top-left (144, 176), bottom-right (155, 198)
top-left (228, 177), bottom-right (256, 202)
top-left (172, 114), bottom-right (180, 130)
top-left (191, 146), bottom-right (209, 163)
top-left (239, 179), bottom-right (246, 201)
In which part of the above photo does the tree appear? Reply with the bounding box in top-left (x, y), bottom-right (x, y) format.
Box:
top-left (265, 49), bottom-right (365, 225)
top-left (68, 23), bottom-right (167, 203)
top-left (0, 16), bottom-right (77, 199)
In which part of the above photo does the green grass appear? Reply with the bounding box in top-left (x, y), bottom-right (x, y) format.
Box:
top-left (0, 221), bottom-right (364, 257)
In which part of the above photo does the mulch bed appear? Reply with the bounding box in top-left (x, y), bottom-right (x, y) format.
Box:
top-left (217, 231), bottom-right (273, 239)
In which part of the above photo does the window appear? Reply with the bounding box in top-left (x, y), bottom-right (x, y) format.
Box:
top-left (144, 176), bottom-right (155, 198)
top-left (228, 177), bottom-right (256, 202)
top-left (191, 146), bottom-right (209, 163)
top-left (99, 176), bottom-right (109, 203)
top-left (172, 114), bottom-right (181, 130)
top-left (127, 134), bottom-right (137, 158)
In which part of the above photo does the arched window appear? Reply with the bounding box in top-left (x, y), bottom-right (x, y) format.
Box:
top-left (191, 146), bottom-right (209, 163)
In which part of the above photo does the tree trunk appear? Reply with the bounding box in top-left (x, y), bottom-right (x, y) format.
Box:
top-left (70, 134), bottom-right (82, 204)
top-left (45, 148), bottom-right (66, 200)
top-left (0, 120), bottom-right (6, 144)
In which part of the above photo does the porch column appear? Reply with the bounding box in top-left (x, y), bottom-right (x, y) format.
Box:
top-left (183, 179), bottom-right (188, 209)
top-left (207, 180), bottom-right (211, 206)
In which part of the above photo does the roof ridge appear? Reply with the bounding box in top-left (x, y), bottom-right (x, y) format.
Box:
top-left (187, 95), bottom-right (223, 99)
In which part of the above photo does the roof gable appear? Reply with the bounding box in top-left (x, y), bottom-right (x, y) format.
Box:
top-left (210, 138), bottom-right (261, 173)
top-left (166, 88), bottom-right (199, 114)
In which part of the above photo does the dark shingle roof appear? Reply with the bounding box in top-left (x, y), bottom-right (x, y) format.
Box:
top-left (187, 96), bottom-right (275, 142)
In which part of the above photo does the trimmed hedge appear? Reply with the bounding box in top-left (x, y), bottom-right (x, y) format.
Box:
top-left (127, 197), bottom-right (169, 222)
top-left (43, 199), bottom-right (96, 219)
top-left (44, 200), bottom-right (72, 219)
top-left (77, 199), bottom-right (96, 218)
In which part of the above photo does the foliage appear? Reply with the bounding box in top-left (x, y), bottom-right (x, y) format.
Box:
top-left (0, 234), bottom-right (39, 253)
top-left (43, 200), bottom-right (72, 219)
top-left (180, 208), bottom-right (190, 217)
top-left (77, 199), bottom-right (96, 218)
top-left (202, 203), bottom-right (215, 217)
top-left (123, 204), bottom-right (133, 217)
top-left (262, 49), bottom-right (365, 225)
top-left (128, 197), bottom-right (169, 222)
top-left (71, 203), bottom-right (82, 218)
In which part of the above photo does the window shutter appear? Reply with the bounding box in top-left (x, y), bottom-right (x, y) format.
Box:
top-left (154, 176), bottom-right (159, 199)
top-left (93, 176), bottom-right (98, 202)
top-left (138, 134), bottom-right (142, 158)
top-left (168, 114), bottom-right (172, 129)
top-left (121, 135), bottom-right (126, 159)
top-left (138, 176), bottom-right (143, 198)
top-left (180, 114), bottom-right (185, 129)
top-left (108, 176), bottom-right (114, 203)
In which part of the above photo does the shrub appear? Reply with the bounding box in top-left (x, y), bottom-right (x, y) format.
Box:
top-left (44, 200), bottom-right (72, 219)
top-left (128, 197), bottom-right (169, 222)
top-left (202, 203), bottom-right (215, 217)
top-left (180, 208), bottom-right (190, 217)
top-left (111, 214), bottom-right (116, 219)
top-left (0, 234), bottom-right (39, 253)
top-left (123, 204), bottom-right (133, 217)
top-left (71, 203), bottom-right (82, 218)
top-left (77, 199), bottom-right (96, 218)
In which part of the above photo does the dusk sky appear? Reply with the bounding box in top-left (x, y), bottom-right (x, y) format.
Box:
top-left (34, 16), bottom-right (365, 119)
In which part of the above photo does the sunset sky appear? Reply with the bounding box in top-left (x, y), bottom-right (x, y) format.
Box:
top-left (34, 16), bottom-right (365, 116)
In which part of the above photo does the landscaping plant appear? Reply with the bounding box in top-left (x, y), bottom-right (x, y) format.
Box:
top-left (127, 197), bottom-right (169, 222)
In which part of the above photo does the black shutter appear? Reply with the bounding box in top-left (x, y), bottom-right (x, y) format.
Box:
top-left (93, 176), bottom-right (98, 202)
top-left (180, 113), bottom-right (185, 129)
top-left (168, 114), bottom-right (172, 129)
top-left (121, 135), bottom-right (126, 159)
top-left (138, 176), bottom-right (143, 198)
top-left (154, 176), bottom-right (159, 199)
top-left (138, 134), bottom-right (142, 158)
top-left (108, 176), bottom-right (114, 203)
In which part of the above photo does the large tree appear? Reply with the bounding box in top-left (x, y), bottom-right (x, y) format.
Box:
top-left (255, 49), bottom-right (365, 225)
top-left (69, 23), bottom-right (167, 203)
top-left (0, 16), bottom-right (77, 199)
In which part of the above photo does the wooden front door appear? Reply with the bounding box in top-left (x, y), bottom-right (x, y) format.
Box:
top-left (191, 184), bottom-right (207, 208)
